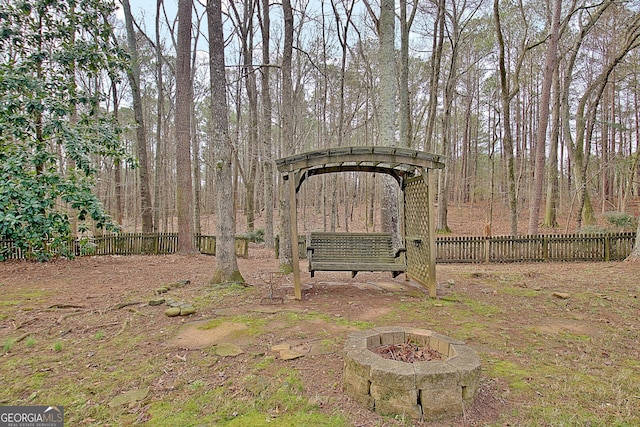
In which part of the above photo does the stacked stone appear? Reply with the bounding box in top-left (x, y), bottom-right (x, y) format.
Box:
top-left (343, 326), bottom-right (481, 421)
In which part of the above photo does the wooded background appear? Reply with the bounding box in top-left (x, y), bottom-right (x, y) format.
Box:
top-left (3, 0), bottom-right (640, 259)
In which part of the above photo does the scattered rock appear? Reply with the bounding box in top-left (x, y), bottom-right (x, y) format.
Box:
top-left (165, 307), bottom-right (181, 317)
top-left (552, 292), bottom-right (570, 299)
top-left (279, 348), bottom-right (304, 360)
top-left (215, 342), bottom-right (244, 357)
top-left (108, 387), bottom-right (149, 407)
top-left (155, 287), bottom-right (169, 295)
top-left (180, 305), bottom-right (196, 316)
top-left (149, 299), bottom-right (165, 306)
top-left (271, 343), bottom-right (291, 352)
top-left (271, 342), bottom-right (304, 360)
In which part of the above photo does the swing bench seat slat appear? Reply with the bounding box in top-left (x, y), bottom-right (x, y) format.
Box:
top-left (307, 232), bottom-right (406, 278)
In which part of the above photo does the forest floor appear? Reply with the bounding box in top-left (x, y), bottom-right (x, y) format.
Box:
top-left (0, 202), bottom-right (639, 426)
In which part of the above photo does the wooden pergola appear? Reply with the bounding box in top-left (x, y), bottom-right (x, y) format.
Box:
top-left (276, 146), bottom-right (445, 299)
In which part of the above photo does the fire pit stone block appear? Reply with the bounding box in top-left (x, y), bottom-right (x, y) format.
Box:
top-left (343, 326), bottom-right (481, 421)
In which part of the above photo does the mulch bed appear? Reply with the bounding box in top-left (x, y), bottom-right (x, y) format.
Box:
top-left (373, 341), bottom-right (443, 363)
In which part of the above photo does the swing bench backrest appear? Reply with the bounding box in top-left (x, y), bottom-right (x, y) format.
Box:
top-left (306, 232), bottom-right (406, 278)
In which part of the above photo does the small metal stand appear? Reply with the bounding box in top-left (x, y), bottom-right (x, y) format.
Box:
top-left (259, 271), bottom-right (285, 304)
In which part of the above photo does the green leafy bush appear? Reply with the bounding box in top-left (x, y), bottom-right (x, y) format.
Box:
top-left (602, 212), bottom-right (637, 231)
top-left (241, 228), bottom-right (265, 243)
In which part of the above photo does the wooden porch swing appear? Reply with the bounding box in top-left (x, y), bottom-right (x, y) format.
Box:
top-left (306, 231), bottom-right (406, 279)
top-left (276, 146), bottom-right (445, 299)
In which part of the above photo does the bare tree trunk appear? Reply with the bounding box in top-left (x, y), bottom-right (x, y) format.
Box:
top-left (329, 0), bottom-right (355, 232)
top-left (378, 0), bottom-right (399, 243)
top-left (438, 1), bottom-right (468, 234)
top-left (208, 0), bottom-right (243, 283)
top-left (528, 0), bottom-right (561, 235)
top-left (121, 0), bottom-right (154, 233)
top-left (230, 0), bottom-right (259, 232)
top-left (564, 5), bottom-right (640, 229)
top-left (330, 0), bottom-right (355, 154)
top-left (259, 0), bottom-right (275, 248)
top-left (543, 64), bottom-right (561, 229)
top-left (191, 10), bottom-right (205, 236)
top-left (399, 0), bottom-right (416, 148)
top-left (626, 215), bottom-right (640, 261)
top-left (367, 174), bottom-right (375, 230)
top-left (424, 0), bottom-right (444, 153)
top-left (192, 104), bottom-right (202, 235)
top-left (330, 174), bottom-right (338, 232)
top-left (493, 0), bottom-right (519, 236)
top-left (622, 81), bottom-right (640, 211)
top-left (175, 0), bottom-right (194, 253)
top-left (153, 0), bottom-right (165, 232)
top-left (278, 0), bottom-right (294, 268)
top-left (110, 79), bottom-right (123, 225)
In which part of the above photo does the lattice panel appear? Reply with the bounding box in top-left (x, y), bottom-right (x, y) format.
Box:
top-left (404, 175), bottom-right (431, 286)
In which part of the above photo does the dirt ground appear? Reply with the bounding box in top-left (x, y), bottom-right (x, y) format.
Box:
top-left (1, 199), bottom-right (638, 425)
top-left (1, 242), bottom-right (639, 426)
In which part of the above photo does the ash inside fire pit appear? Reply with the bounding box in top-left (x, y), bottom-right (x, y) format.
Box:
top-left (373, 340), bottom-right (443, 362)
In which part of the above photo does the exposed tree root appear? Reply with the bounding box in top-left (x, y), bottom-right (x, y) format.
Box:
top-left (56, 309), bottom-right (88, 324)
top-left (112, 301), bottom-right (144, 310)
top-left (15, 318), bottom-right (39, 330)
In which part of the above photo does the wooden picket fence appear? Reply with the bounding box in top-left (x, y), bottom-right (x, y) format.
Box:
top-left (284, 231), bottom-right (636, 264)
top-left (1, 231), bottom-right (636, 263)
top-left (435, 232), bottom-right (636, 263)
top-left (0, 233), bottom-right (249, 260)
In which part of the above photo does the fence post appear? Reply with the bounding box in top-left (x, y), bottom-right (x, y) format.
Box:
top-left (484, 237), bottom-right (490, 264)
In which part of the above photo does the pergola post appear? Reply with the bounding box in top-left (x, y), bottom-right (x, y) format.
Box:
top-left (426, 169), bottom-right (437, 298)
top-left (288, 171), bottom-right (302, 300)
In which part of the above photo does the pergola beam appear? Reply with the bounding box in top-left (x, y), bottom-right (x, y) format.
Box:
top-left (276, 146), bottom-right (444, 176)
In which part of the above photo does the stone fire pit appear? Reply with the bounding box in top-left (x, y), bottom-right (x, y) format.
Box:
top-left (343, 327), bottom-right (481, 420)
